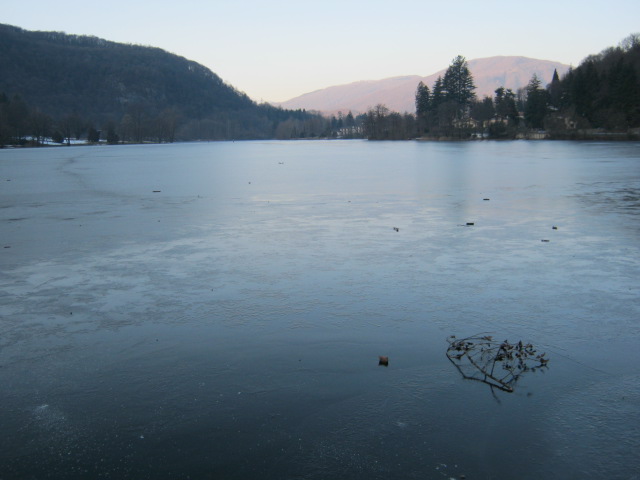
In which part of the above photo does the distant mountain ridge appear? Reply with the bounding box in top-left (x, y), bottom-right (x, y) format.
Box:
top-left (278, 56), bottom-right (571, 114)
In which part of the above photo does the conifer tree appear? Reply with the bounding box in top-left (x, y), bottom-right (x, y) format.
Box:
top-left (524, 74), bottom-right (549, 129)
top-left (548, 69), bottom-right (562, 108)
top-left (431, 76), bottom-right (445, 109)
top-left (415, 81), bottom-right (431, 132)
top-left (415, 81), bottom-right (431, 119)
top-left (442, 55), bottom-right (476, 113)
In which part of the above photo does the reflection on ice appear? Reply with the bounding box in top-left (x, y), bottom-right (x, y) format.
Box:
top-left (1, 140), bottom-right (639, 479)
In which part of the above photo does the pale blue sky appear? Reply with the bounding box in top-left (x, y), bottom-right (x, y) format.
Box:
top-left (3, 1), bottom-right (639, 102)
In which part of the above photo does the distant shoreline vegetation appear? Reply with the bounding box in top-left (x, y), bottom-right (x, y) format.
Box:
top-left (364, 34), bottom-right (640, 141)
top-left (0, 91), bottom-right (364, 147)
top-left (0, 24), bottom-right (638, 147)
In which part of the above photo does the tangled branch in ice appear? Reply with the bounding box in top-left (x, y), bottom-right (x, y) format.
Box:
top-left (446, 335), bottom-right (549, 393)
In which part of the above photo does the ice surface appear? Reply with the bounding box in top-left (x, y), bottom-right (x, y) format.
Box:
top-left (1, 140), bottom-right (639, 478)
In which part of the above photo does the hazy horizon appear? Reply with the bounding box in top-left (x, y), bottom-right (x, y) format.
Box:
top-left (3, 1), bottom-right (639, 103)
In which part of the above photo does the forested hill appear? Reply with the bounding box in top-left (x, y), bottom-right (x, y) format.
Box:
top-left (555, 35), bottom-right (640, 132)
top-left (0, 24), bottom-right (322, 142)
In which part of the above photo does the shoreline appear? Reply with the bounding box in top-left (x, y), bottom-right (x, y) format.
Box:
top-left (3, 131), bottom-right (640, 150)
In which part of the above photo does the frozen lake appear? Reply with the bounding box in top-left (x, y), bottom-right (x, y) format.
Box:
top-left (1, 140), bottom-right (639, 479)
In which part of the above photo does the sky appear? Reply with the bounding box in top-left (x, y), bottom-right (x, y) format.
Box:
top-left (3, 1), bottom-right (639, 103)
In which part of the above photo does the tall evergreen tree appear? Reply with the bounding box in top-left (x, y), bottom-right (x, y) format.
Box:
top-left (431, 76), bottom-right (445, 109)
top-left (345, 111), bottom-right (355, 129)
top-left (415, 81), bottom-right (431, 132)
top-left (442, 55), bottom-right (476, 113)
top-left (548, 69), bottom-right (562, 108)
top-left (524, 74), bottom-right (549, 129)
top-left (415, 81), bottom-right (431, 118)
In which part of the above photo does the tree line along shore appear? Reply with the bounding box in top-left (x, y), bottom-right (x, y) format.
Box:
top-left (365, 33), bottom-right (640, 141)
top-left (1, 28), bottom-right (638, 147)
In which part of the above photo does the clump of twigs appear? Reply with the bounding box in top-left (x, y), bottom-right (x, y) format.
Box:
top-left (446, 334), bottom-right (549, 393)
